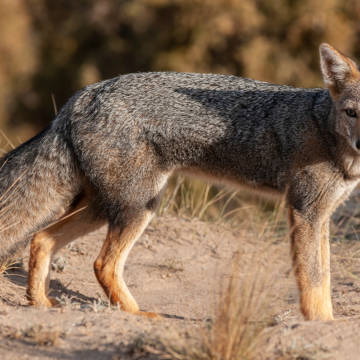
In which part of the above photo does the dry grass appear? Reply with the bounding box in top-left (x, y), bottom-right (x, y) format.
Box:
top-left (158, 176), bottom-right (277, 226)
top-left (0, 258), bottom-right (27, 305)
top-left (329, 189), bottom-right (360, 281)
top-left (160, 256), bottom-right (287, 360)
top-left (157, 197), bottom-right (290, 360)
top-left (159, 258), bottom-right (185, 273)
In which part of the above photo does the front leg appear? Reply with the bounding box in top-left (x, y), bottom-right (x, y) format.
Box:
top-left (288, 207), bottom-right (333, 320)
top-left (320, 219), bottom-right (333, 318)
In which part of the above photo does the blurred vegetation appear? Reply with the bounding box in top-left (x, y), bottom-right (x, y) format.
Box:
top-left (1, 0), bottom-right (360, 146)
top-left (2, 0), bottom-right (359, 215)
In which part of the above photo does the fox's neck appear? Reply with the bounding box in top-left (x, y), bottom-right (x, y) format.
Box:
top-left (341, 152), bottom-right (360, 179)
top-left (333, 130), bottom-right (360, 180)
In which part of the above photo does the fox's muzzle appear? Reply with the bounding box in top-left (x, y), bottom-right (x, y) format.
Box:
top-left (356, 139), bottom-right (360, 150)
top-left (349, 122), bottom-right (360, 152)
top-left (351, 138), bottom-right (360, 151)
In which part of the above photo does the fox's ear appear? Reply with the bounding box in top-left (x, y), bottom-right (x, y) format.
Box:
top-left (319, 43), bottom-right (360, 98)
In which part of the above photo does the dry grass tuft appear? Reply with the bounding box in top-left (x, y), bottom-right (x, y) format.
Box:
top-left (158, 177), bottom-right (276, 226)
top-left (0, 258), bottom-right (27, 305)
top-left (0, 257), bottom-right (21, 275)
top-left (160, 200), bottom-right (290, 360)
top-left (159, 258), bottom-right (185, 273)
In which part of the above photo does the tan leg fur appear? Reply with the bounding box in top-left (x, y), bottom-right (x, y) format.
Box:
top-left (27, 197), bottom-right (104, 307)
top-left (320, 220), bottom-right (333, 318)
top-left (93, 211), bottom-right (160, 319)
top-left (288, 207), bottom-right (334, 320)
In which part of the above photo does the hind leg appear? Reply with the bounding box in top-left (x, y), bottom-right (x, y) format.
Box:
top-left (27, 197), bottom-right (105, 306)
top-left (94, 209), bottom-right (159, 319)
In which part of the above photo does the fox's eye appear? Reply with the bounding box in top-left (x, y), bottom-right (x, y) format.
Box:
top-left (346, 109), bottom-right (357, 117)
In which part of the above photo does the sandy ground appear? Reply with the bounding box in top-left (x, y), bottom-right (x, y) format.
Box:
top-left (1, 205), bottom-right (360, 359)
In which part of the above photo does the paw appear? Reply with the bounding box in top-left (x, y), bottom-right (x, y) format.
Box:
top-left (331, 318), bottom-right (351, 324)
top-left (302, 308), bottom-right (334, 321)
top-left (48, 296), bottom-right (60, 307)
top-left (301, 287), bottom-right (334, 320)
top-left (137, 310), bottom-right (162, 320)
top-left (28, 296), bottom-right (60, 308)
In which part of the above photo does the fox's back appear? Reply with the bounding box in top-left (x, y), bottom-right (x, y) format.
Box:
top-left (63, 72), bottom-right (334, 193)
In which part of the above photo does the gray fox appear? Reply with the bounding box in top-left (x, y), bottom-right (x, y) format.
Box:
top-left (0, 43), bottom-right (358, 320)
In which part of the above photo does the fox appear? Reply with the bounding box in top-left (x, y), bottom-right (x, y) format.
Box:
top-left (0, 43), bottom-right (359, 321)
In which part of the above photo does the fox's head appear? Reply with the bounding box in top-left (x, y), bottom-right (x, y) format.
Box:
top-left (320, 43), bottom-right (360, 152)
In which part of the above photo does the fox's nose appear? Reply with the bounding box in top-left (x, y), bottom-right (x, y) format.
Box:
top-left (356, 139), bottom-right (360, 150)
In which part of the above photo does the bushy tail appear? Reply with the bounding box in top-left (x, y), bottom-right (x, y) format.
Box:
top-left (0, 124), bottom-right (81, 264)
